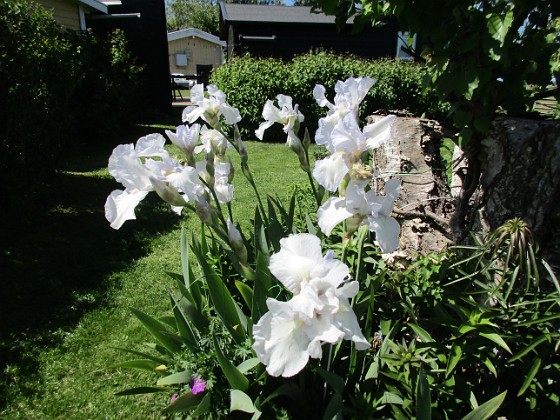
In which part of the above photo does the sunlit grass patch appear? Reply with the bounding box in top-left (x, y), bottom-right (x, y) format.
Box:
top-left (0, 130), bottom-right (310, 418)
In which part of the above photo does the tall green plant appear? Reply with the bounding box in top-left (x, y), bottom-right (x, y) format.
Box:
top-left (105, 80), bottom-right (559, 418)
top-left (105, 79), bottom-right (402, 417)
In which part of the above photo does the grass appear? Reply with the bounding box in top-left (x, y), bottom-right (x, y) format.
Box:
top-left (172, 89), bottom-right (191, 102)
top-left (0, 116), bottom-right (314, 418)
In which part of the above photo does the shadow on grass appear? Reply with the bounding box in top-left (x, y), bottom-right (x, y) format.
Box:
top-left (0, 122), bottom-right (180, 407)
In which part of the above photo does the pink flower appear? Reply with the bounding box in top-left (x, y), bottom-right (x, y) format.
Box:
top-left (190, 375), bottom-right (206, 395)
top-left (170, 393), bottom-right (179, 403)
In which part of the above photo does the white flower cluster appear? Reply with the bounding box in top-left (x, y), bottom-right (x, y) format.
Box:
top-left (104, 84), bottom-right (238, 230)
top-left (252, 233), bottom-right (370, 377)
top-left (253, 77), bottom-right (401, 253)
top-left (312, 77), bottom-right (401, 253)
top-left (105, 78), bottom-right (402, 379)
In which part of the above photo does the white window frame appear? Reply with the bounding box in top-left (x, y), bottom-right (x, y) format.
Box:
top-left (175, 53), bottom-right (188, 67)
top-left (396, 32), bottom-right (417, 61)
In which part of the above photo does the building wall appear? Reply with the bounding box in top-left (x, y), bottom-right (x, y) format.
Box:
top-left (89, 0), bottom-right (172, 114)
top-left (168, 37), bottom-right (223, 75)
top-left (225, 21), bottom-right (399, 61)
top-left (36, 0), bottom-right (81, 31)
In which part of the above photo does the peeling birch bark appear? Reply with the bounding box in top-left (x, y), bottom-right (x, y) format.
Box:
top-left (370, 116), bottom-right (454, 257)
top-left (367, 116), bottom-right (560, 270)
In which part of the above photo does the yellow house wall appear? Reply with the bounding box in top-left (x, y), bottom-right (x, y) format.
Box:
top-left (36, 0), bottom-right (81, 31)
top-left (168, 37), bottom-right (223, 75)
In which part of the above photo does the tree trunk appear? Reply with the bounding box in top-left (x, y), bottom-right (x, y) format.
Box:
top-left (372, 116), bottom-right (560, 270)
top-left (469, 117), bottom-right (560, 268)
top-left (372, 116), bottom-right (454, 257)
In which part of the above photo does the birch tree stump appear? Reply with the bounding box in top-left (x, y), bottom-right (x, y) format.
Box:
top-left (369, 116), bottom-right (560, 268)
top-left (371, 116), bottom-right (454, 257)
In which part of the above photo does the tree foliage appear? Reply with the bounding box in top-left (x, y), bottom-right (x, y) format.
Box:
top-left (166, 0), bottom-right (287, 34)
top-left (166, 0), bottom-right (220, 34)
top-left (312, 0), bottom-right (560, 139)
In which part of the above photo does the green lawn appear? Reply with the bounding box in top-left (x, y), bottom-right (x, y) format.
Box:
top-left (0, 121), bottom-right (312, 418)
top-left (172, 89), bottom-right (191, 102)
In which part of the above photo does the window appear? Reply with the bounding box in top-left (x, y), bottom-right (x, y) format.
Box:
top-left (396, 32), bottom-right (417, 61)
top-left (175, 53), bottom-right (188, 67)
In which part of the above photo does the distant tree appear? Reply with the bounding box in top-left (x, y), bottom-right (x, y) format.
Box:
top-left (166, 0), bottom-right (288, 34)
top-left (166, 0), bottom-right (220, 34)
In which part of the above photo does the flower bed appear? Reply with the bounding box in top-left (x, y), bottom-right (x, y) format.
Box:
top-left (105, 78), bottom-right (560, 419)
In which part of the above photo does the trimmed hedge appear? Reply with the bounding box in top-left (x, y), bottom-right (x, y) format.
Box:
top-left (208, 56), bottom-right (290, 133)
top-left (210, 51), bottom-right (447, 140)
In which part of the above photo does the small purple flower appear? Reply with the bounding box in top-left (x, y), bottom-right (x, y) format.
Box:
top-left (170, 393), bottom-right (179, 403)
top-left (190, 375), bottom-right (206, 395)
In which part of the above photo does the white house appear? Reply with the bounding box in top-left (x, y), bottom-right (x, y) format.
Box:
top-left (35, 0), bottom-right (108, 31)
top-left (167, 28), bottom-right (226, 78)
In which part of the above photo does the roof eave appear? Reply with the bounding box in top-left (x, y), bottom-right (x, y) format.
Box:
top-left (78, 0), bottom-right (108, 14)
top-left (219, 1), bottom-right (228, 21)
top-left (168, 28), bottom-right (226, 47)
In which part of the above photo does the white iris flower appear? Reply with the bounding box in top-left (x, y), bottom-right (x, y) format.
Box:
top-left (314, 77), bottom-right (376, 121)
top-left (165, 123), bottom-right (202, 160)
top-left (317, 179), bottom-right (401, 253)
top-left (105, 134), bottom-right (178, 229)
top-left (313, 76), bottom-right (377, 148)
top-left (104, 133), bottom-right (220, 229)
top-left (199, 126), bottom-right (231, 158)
top-left (182, 84), bottom-right (241, 128)
top-left (213, 161), bottom-right (234, 204)
top-left (255, 94), bottom-right (304, 141)
top-left (253, 233), bottom-right (370, 377)
top-left (313, 113), bottom-right (395, 191)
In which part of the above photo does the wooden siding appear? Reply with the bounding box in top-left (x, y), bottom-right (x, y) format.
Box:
top-left (168, 37), bottom-right (223, 75)
top-left (36, 0), bottom-right (81, 31)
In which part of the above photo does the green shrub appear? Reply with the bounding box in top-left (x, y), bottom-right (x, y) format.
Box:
top-left (0, 0), bottom-right (143, 203)
top-left (211, 51), bottom-right (447, 140)
top-left (0, 0), bottom-right (76, 181)
top-left (68, 29), bottom-right (144, 144)
top-left (359, 222), bottom-right (560, 418)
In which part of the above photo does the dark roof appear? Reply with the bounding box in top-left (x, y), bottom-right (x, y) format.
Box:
top-left (220, 3), bottom-right (350, 25)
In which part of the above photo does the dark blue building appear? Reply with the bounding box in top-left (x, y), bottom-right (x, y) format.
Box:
top-left (219, 3), bottom-right (410, 61)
